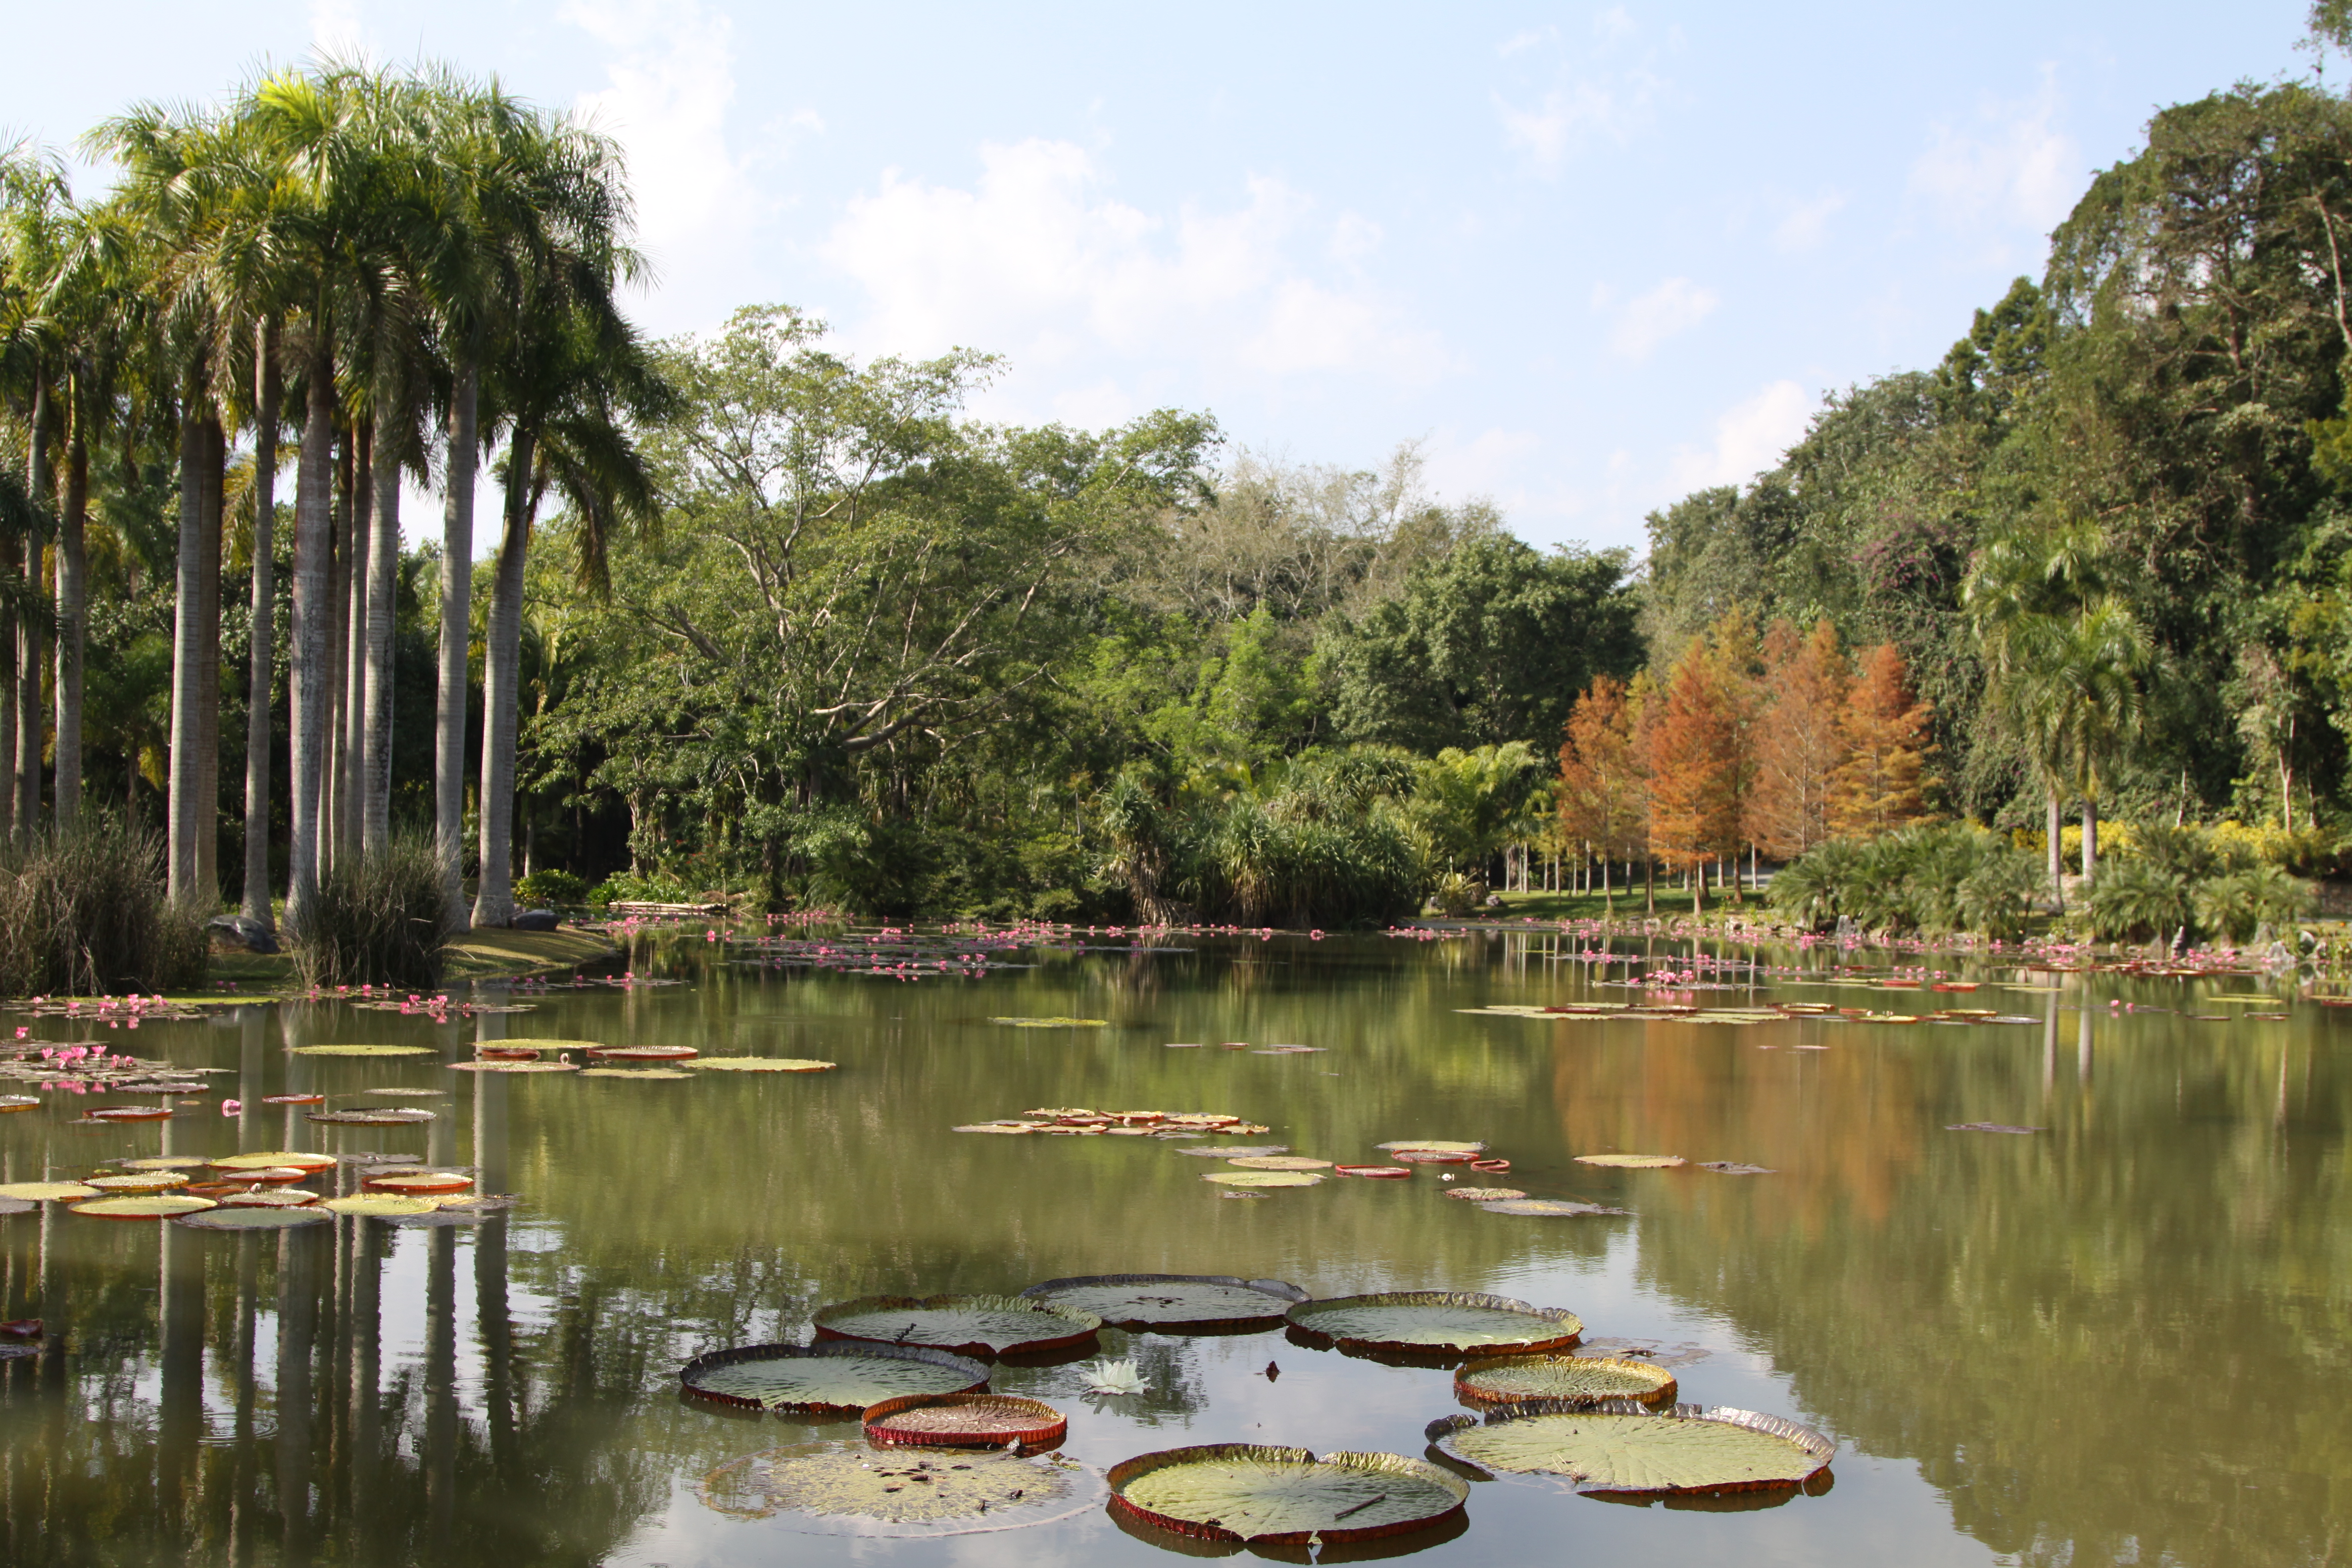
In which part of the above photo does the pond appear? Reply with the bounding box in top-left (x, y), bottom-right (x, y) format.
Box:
top-left (0, 926), bottom-right (2341, 1567)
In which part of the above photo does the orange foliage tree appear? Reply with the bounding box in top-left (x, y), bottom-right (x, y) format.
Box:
top-left (1646, 614), bottom-right (1757, 911)
top-left (1557, 674), bottom-right (1646, 898)
top-left (1829, 642), bottom-right (1934, 837)
top-left (1744, 618), bottom-right (1850, 860)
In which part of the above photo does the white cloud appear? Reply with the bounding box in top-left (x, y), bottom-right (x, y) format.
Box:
top-left (1601, 277), bottom-right (1719, 361)
top-left (1499, 26), bottom-right (1557, 57)
top-left (1909, 66), bottom-right (2081, 234)
top-left (1668, 380), bottom-right (1813, 492)
top-left (1497, 79), bottom-right (1652, 170)
top-left (562, 0), bottom-right (766, 314)
top-left (820, 139), bottom-right (1449, 393)
top-left (1772, 189), bottom-right (1846, 252)
top-left (1592, 6), bottom-right (1636, 42)
top-left (309, 0), bottom-right (365, 54)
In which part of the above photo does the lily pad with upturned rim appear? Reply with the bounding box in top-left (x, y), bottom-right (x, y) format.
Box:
top-left (1334, 1165), bottom-right (1412, 1178)
top-left (1203, 1170), bottom-right (1323, 1188)
top-left (1444, 1187), bottom-right (1527, 1202)
top-left (1483, 1199), bottom-right (1631, 1217)
top-left (362, 1171), bottom-right (472, 1195)
top-left (581, 1067), bottom-right (694, 1079)
top-left (1106, 1444), bottom-right (1468, 1545)
top-left (585, 1044), bottom-right (700, 1062)
top-left (1174, 1144), bottom-right (1284, 1158)
top-left (688, 1058), bottom-right (837, 1073)
top-left (1225, 1156), bottom-right (1330, 1171)
top-left (86, 1106), bottom-right (171, 1122)
top-left (212, 1152), bottom-right (339, 1172)
top-left (175, 1205), bottom-right (334, 1232)
top-left (988, 1017), bottom-right (1109, 1029)
top-left (84, 1172), bottom-right (190, 1194)
top-left (1376, 1140), bottom-right (1485, 1154)
top-left (289, 1044), bottom-right (435, 1057)
top-left (306, 1108), bottom-right (435, 1125)
top-left (813, 1294), bottom-right (1101, 1358)
top-left (117, 1156), bottom-right (214, 1172)
top-left (695, 1441), bottom-right (1100, 1537)
top-left (71, 1194), bottom-right (217, 1220)
top-left (1454, 1356), bottom-right (1677, 1408)
top-left (1435, 1404), bottom-right (1832, 1494)
top-left (1285, 1292), bottom-right (1582, 1357)
top-left (1018, 1274), bottom-right (1307, 1331)
top-left (1573, 1154), bottom-right (1684, 1169)
top-left (320, 1194), bottom-right (440, 1218)
top-left (447, 1061), bottom-right (580, 1074)
top-left (864, 1393), bottom-right (1068, 1452)
top-left (0, 1181), bottom-right (100, 1202)
top-left (680, 1341), bottom-right (989, 1415)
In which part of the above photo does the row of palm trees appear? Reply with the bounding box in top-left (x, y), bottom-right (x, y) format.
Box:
top-left (0, 59), bottom-right (663, 934)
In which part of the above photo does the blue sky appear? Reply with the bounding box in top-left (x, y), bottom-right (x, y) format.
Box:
top-left (8, 0), bottom-right (2322, 552)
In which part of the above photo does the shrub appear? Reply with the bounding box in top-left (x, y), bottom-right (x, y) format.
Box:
top-left (587, 869), bottom-right (690, 907)
top-left (0, 818), bottom-right (207, 996)
top-left (1770, 824), bottom-right (2045, 937)
top-left (2195, 864), bottom-right (2312, 944)
top-left (515, 868), bottom-right (591, 906)
top-left (2083, 859), bottom-right (2196, 942)
top-left (293, 835), bottom-right (455, 989)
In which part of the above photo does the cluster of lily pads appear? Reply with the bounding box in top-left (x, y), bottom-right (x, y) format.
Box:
top-left (679, 1274), bottom-right (1835, 1547)
top-left (291, 1041), bottom-right (836, 1082)
top-left (0, 1149), bottom-right (517, 1229)
top-left (953, 1107), bottom-right (1274, 1137)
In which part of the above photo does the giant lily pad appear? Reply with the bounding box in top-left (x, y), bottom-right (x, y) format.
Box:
top-left (865, 1393), bottom-right (1067, 1452)
top-left (988, 1017), bottom-right (1108, 1028)
top-left (1573, 1154), bottom-right (1684, 1169)
top-left (681, 1342), bottom-right (988, 1415)
top-left (0, 1095), bottom-right (41, 1112)
top-left (84, 1172), bottom-right (190, 1195)
top-left (86, 1106), bottom-right (171, 1122)
top-left (814, 1294), bottom-right (1102, 1358)
top-left (1226, 1156), bottom-right (1330, 1171)
top-left (1435, 1405), bottom-right (1833, 1494)
top-left (305, 1108), bottom-right (434, 1125)
top-left (0, 1181), bottom-right (100, 1202)
top-left (1174, 1144), bottom-right (1284, 1158)
top-left (1107, 1444), bottom-right (1468, 1545)
top-left (213, 1152), bottom-right (338, 1172)
top-left (119, 1156), bottom-right (213, 1172)
top-left (1483, 1199), bottom-right (1631, 1218)
top-left (290, 1045), bottom-right (434, 1057)
top-left (689, 1058), bottom-right (836, 1073)
top-left (696, 1441), bottom-right (1100, 1536)
top-left (1203, 1170), bottom-right (1323, 1188)
top-left (1376, 1140), bottom-right (1485, 1154)
top-left (1286, 1292), bottom-right (1583, 1357)
top-left (71, 1194), bottom-right (217, 1220)
top-left (585, 1044), bottom-right (699, 1062)
top-left (175, 1205), bottom-right (334, 1232)
top-left (1454, 1356), bottom-right (1677, 1408)
top-left (363, 1171), bottom-right (472, 1195)
top-left (320, 1194), bottom-right (439, 1218)
top-left (581, 1068), bottom-right (693, 1079)
top-left (447, 1061), bottom-right (579, 1073)
top-left (1020, 1274), bottom-right (1308, 1331)
top-left (1445, 1186), bottom-right (1528, 1202)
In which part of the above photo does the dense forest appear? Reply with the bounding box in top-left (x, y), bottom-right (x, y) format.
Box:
top-left (8, 17), bottom-right (2352, 951)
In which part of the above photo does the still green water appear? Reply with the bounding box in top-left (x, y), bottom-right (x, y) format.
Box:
top-left (0, 929), bottom-right (2342, 1567)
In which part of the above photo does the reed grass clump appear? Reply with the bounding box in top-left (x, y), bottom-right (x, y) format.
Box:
top-left (0, 818), bottom-right (207, 996)
top-left (293, 834), bottom-right (456, 988)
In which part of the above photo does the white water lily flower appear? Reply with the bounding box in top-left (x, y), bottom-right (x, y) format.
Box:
top-left (1082, 1358), bottom-right (1150, 1395)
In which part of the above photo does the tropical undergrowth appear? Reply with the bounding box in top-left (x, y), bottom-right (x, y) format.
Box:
top-left (1770, 823), bottom-right (2045, 938)
top-left (0, 818), bottom-right (207, 996)
top-left (293, 834), bottom-right (457, 989)
top-left (2077, 825), bottom-right (2312, 944)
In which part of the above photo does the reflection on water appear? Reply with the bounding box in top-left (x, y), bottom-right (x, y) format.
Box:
top-left (0, 931), bottom-right (2343, 1566)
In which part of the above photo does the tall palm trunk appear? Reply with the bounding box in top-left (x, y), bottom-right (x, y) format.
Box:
top-left (243, 320), bottom-right (281, 930)
top-left (15, 376), bottom-right (46, 838)
top-left (288, 334), bottom-right (337, 931)
top-left (472, 429), bottom-right (533, 929)
top-left (2046, 792), bottom-right (2063, 911)
top-left (196, 416), bottom-right (224, 900)
top-left (436, 355), bottom-right (478, 931)
top-left (51, 403), bottom-right (86, 827)
top-left (341, 420), bottom-right (370, 861)
top-left (362, 415), bottom-right (399, 854)
top-left (167, 397), bottom-right (207, 898)
top-left (322, 430), bottom-right (351, 875)
top-left (2081, 795), bottom-right (2099, 889)
top-left (3, 371), bottom-right (38, 845)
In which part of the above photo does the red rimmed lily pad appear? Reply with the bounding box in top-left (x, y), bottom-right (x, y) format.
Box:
top-left (363, 1171), bottom-right (472, 1195)
top-left (1285, 1292), bottom-right (1582, 1357)
top-left (304, 1108), bottom-right (435, 1126)
top-left (1334, 1165), bottom-right (1412, 1179)
top-left (1018, 1274), bottom-right (1308, 1332)
top-left (261, 1094), bottom-right (326, 1106)
top-left (1454, 1355), bottom-right (1678, 1408)
top-left (585, 1044), bottom-right (699, 1062)
top-left (813, 1294), bottom-right (1101, 1359)
top-left (1433, 1404), bottom-right (1833, 1495)
top-left (865, 1393), bottom-right (1067, 1453)
top-left (86, 1106), bottom-right (171, 1122)
top-left (680, 1341), bottom-right (989, 1415)
top-left (1107, 1444), bottom-right (1468, 1545)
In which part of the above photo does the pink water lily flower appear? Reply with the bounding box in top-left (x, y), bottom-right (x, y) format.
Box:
top-left (221, 1100), bottom-right (242, 1116)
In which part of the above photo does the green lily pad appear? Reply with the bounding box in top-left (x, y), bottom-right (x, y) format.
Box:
top-left (1203, 1170), bottom-right (1323, 1188)
top-left (1573, 1154), bottom-right (1684, 1169)
top-left (696, 1441), bottom-right (1100, 1536)
top-left (813, 1293), bottom-right (1101, 1357)
top-left (70, 1194), bottom-right (217, 1219)
top-left (305, 1108), bottom-right (435, 1125)
top-left (1020, 1274), bottom-right (1307, 1330)
top-left (290, 1044), bottom-right (435, 1057)
top-left (1108, 1444), bottom-right (1468, 1544)
top-left (1437, 1406), bottom-right (1833, 1493)
top-left (681, 1342), bottom-right (989, 1414)
top-left (1285, 1292), bottom-right (1583, 1356)
top-left (0, 1182), bottom-right (100, 1202)
top-left (988, 1017), bottom-right (1108, 1028)
top-left (1483, 1199), bottom-right (1631, 1217)
top-left (1455, 1355), bottom-right (1677, 1408)
top-left (175, 1205), bottom-right (335, 1232)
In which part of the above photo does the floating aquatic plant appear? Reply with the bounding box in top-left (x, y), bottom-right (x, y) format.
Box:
top-left (813, 1294), bottom-right (1102, 1358)
top-left (1285, 1292), bottom-right (1583, 1356)
top-left (1434, 1404), bottom-right (1832, 1494)
top-left (1081, 1359), bottom-right (1150, 1395)
top-left (681, 1342), bottom-right (988, 1415)
top-left (866, 1393), bottom-right (1068, 1451)
top-left (1573, 1154), bottom-right (1684, 1169)
top-left (1021, 1275), bottom-right (1306, 1331)
top-left (696, 1441), bottom-right (1099, 1536)
top-left (688, 1058), bottom-right (836, 1073)
top-left (1107, 1444), bottom-right (1468, 1545)
top-left (1453, 1355), bottom-right (1677, 1408)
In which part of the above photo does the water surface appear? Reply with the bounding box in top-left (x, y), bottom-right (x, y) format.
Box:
top-left (0, 929), bottom-right (2340, 1567)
